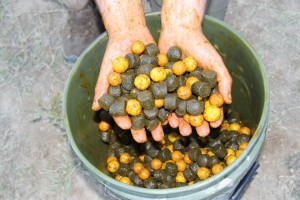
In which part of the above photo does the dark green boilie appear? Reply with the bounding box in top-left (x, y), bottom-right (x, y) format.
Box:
top-left (99, 130), bottom-right (112, 143)
top-left (144, 177), bottom-right (158, 189)
top-left (130, 88), bottom-right (141, 99)
top-left (175, 100), bottom-right (187, 117)
top-left (165, 162), bottom-right (178, 176)
top-left (183, 168), bottom-right (196, 182)
top-left (150, 81), bottom-right (168, 99)
top-left (186, 99), bottom-right (205, 115)
top-left (157, 148), bottom-right (172, 162)
top-left (167, 46), bottom-right (182, 62)
top-left (125, 53), bottom-right (140, 68)
top-left (129, 171), bottom-right (144, 187)
top-left (109, 99), bottom-right (126, 117)
top-left (98, 93), bottom-right (115, 111)
top-left (140, 54), bottom-right (158, 66)
top-left (201, 69), bottom-right (217, 88)
top-left (138, 90), bottom-right (154, 109)
top-left (144, 43), bottom-right (160, 56)
top-left (212, 144), bottom-right (227, 159)
top-left (164, 62), bottom-right (174, 70)
top-left (121, 70), bottom-right (136, 91)
top-left (164, 93), bottom-right (179, 111)
top-left (165, 73), bottom-right (179, 92)
top-left (136, 64), bottom-right (155, 76)
top-left (158, 108), bottom-right (169, 123)
top-left (191, 81), bottom-right (211, 98)
top-left (145, 118), bottom-right (160, 131)
top-left (108, 85), bottom-right (121, 97)
top-left (118, 163), bottom-right (131, 176)
top-left (130, 113), bottom-right (145, 130)
top-left (144, 107), bottom-right (159, 120)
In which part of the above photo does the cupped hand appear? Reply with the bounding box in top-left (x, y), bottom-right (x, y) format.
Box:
top-left (92, 28), bottom-right (165, 143)
top-left (158, 27), bottom-right (232, 137)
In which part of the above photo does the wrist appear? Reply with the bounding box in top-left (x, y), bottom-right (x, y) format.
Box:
top-left (107, 24), bottom-right (149, 39)
top-left (96, 0), bottom-right (148, 37)
top-left (161, 0), bottom-right (206, 32)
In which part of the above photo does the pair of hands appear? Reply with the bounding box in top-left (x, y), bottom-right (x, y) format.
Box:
top-left (91, 23), bottom-right (232, 143)
top-left (93, 0), bottom-right (232, 143)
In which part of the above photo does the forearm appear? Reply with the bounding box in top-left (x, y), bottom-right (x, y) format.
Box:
top-left (161, 0), bottom-right (207, 31)
top-left (95, 0), bottom-right (147, 37)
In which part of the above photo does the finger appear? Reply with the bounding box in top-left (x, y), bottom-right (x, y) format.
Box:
top-left (168, 113), bottom-right (179, 128)
top-left (203, 54), bottom-right (232, 104)
top-left (185, 35), bottom-right (232, 104)
top-left (131, 128), bottom-right (147, 143)
top-left (92, 74), bottom-right (109, 111)
top-left (195, 121), bottom-right (210, 137)
top-left (92, 56), bottom-right (113, 111)
top-left (210, 107), bottom-right (224, 128)
top-left (151, 123), bottom-right (164, 142)
top-left (92, 40), bottom-right (130, 111)
top-left (157, 35), bottom-right (170, 53)
top-left (162, 120), bottom-right (168, 126)
top-left (113, 116), bottom-right (131, 130)
top-left (198, 42), bottom-right (232, 104)
top-left (178, 118), bottom-right (192, 136)
top-left (214, 64), bottom-right (232, 104)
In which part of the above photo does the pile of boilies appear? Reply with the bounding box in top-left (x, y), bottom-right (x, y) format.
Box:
top-left (98, 119), bottom-right (252, 188)
top-left (96, 41), bottom-right (252, 188)
top-left (98, 41), bottom-right (224, 131)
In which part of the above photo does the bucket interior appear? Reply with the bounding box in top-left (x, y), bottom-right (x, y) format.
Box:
top-left (64, 13), bottom-right (267, 179)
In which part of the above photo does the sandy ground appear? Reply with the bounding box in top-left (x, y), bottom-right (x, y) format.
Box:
top-left (0, 0), bottom-right (299, 199)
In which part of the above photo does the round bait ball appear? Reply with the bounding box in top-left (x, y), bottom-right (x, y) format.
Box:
top-left (112, 57), bottom-right (129, 73)
top-left (177, 86), bottom-right (192, 100)
top-left (98, 121), bottom-right (111, 131)
top-left (108, 72), bottom-right (122, 86)
top-left (183, 56), bottom-right (197, 72)
top-left (131, 40), bottom-right (145, 55)
top-left (150, 67), bottom-right (167, 82)
top-left (172, 61), bottom-right (187, 76)
top-left (189, 114), bottom-right (204, 127)
top-left (134, 74), bottom-right (151, 90)
top-left (240, 126), bottom-right (251, 135)
top-left (126, 99), bottom-right (142, 116)
top-left (107, 160), bottom-right (120, 173)
top-left (197, 167), bottom-right (210, 180)
top-left (186, 76), bottom-right (199, 89)
top-left (209, 93), bottom-right (224, 107)
top-left (157, 53), bottom-right (169, 67)
top-left (204, 106), bottom-right (221, 122)
top-left (212, 163), bottom-right (224, 175)
top-left (154, 99), bottom-right (164, 108)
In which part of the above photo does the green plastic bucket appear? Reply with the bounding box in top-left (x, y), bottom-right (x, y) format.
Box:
top-left (63, 13), bottom-right (269, 200)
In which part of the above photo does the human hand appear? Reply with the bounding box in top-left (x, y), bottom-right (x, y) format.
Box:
top-left (92, 28), bottom-right (166, 143)
top-left (158, 0), bottom-right (232, 137)
top-left (92, 0), bottom-right (167, 143)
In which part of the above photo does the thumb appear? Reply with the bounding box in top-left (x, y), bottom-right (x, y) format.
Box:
top-left (158, 33), bottom-right (174, 54)
top-left (92, 59), bottom-right (111, 111)
top-left (186, 41), bottom-right (232, 104)
top-left (215, 65), bottom-right (232, 104)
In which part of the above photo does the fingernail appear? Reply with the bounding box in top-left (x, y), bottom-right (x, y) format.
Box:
top-left (135, 134), bottom-right (147, 143)
top-left (228, 93), bottom-right (232, 103)
top-left (153, 134), bottom-right (162, 142)
top-left (92, 101), bottom-right (101, 111)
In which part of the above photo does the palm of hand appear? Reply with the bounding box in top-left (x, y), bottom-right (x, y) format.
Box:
top-left (92, 31), bottom-right (155, 111)
top-left (93, 30), bottom-right (167, 143)
top-left (158, 29), bottom-right (232, 137)
top-left (92, 27), bottom-right (232, 142)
